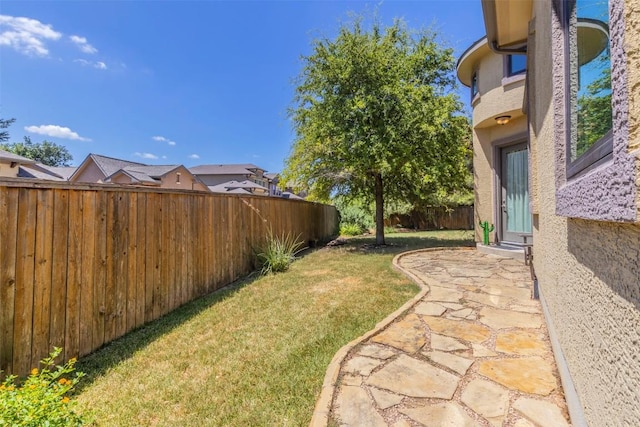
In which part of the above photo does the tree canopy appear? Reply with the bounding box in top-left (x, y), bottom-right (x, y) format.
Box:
top-left (1, 136), bottom-right (73, 167)
top-left (0, 118), bottom-right (16, 144)
top-left (283, 18), bottom-right (471, 244)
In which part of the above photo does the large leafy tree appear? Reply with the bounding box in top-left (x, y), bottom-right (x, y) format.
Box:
top-left (284, 18), bottom-right (470, 245)
top-left (1, 136), bottom-right (73, 166)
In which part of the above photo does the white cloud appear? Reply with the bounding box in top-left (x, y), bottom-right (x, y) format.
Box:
top-left (74, 58), bottom-right (107, 70)
top-left (152, 135), bottom-right (176, 146)
top-left (161, 155), bottom-right (167, 159)
top-left (24, 124), bottom-right (91, 141)
top-left (188, 154), bottom-right (200, 159)
top-left (134, 152), bottom-right (159, 160)
top-left (69, 35), bottom-right (97, 54)
top-left (0, 15), bottom-right (62, 56)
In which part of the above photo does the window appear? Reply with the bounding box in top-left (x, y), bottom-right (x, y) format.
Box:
top-left (471, 71), bottom-right (479, 99)
top-left (565, 0), bottom-right (612, 177)
top-left (506, 54), bottom-right (526, 76)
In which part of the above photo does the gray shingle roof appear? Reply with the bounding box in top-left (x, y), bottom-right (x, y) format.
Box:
top-left (89, 154), bottom-right (145, 177)
top-left (18, 164), bottom-right (66, 181)
top-left (105, 165), bottom-right (180, 184)
top-left (0, 149), bottom-right (36, 164)
top-left (207, 179), bottom-right (269, 194)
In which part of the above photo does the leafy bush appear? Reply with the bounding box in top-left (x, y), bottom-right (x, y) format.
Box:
top-left (257, 231), bottom-right (304, 275)
top-left (340, 223), bottom-right (363, 236)
top-left (334, 198), bottom-right (375, 232)
top-left (0, 348), bottom-right (85, 427)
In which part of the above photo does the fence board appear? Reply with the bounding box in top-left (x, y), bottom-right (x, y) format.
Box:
top-left (0, 187), bottom-right (18, 374)
top-left (32, 190), bottom-right (54, 365)
top-left (0, 182), bottom-right (337, 377)
top-left (135, 193), bottom-right (146, 328)
top-left (49, 190), bottom-right (69, 361)
top-left (64, 191), bottom-right (82, 362)
top-left (92, 192), bottom-right (107, 350)
top-left (79, 192), bottom-right (96, 357)
top-left (126, 192), bottom-right (138, 333)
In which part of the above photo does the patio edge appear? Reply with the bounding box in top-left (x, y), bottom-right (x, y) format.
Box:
top-left (308, 246), bottom-right (474, 427)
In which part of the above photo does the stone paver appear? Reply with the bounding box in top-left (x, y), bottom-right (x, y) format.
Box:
top-left (477, 357), bottom-right (558, 395)
top-left (316, 249), bottom-right (571, 427)
top-left (399, 402), bottom-right (476, 427)
top-left (366, 354), bottom-right (459, 399)
top-left (370, 313), bottom-right (426, 353)
top-left (514, 397), bottom-right (571, 427)
top-left (461, 378), bottom-right (509, 426)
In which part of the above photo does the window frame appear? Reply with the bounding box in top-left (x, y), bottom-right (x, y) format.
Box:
top-left (562, 0), bottom-right (613, 179)
top-left (505, 54), bottom-right (527, 77)
top-left (552, 0), bottom-right (637, 222)
top-left (470, 70), bottom-right (479, 100)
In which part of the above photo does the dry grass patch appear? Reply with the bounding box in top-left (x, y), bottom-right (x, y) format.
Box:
top-left (74, 230), bottom-right (472, 426)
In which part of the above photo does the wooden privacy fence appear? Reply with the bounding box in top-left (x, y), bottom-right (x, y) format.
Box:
top-left (0, 180), bottom-right (338, 377)
top-left (385, 206), bottom-right (474, 230)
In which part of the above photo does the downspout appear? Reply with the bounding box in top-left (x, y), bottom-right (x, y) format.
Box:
top-left (489, 41), bottom-right (527, 55)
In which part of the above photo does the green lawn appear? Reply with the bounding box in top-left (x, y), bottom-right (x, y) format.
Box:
top-left (74, 230), bottom-right (473, 426)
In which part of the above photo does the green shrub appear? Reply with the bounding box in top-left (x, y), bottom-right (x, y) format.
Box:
top-left (340, 223), bottom-right (363, 236)
top-left (384, 226), bottom-right (398, 234)
top-left (334, 198), bottom-right (374, 232)
top-left (257, 231), bottom-right (304, 275)
top-left (0, 348), bottom-right (85, 427)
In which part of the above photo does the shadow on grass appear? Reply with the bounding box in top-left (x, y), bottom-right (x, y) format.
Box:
top-left (73, 273), bottom-right (261, 394)
top-left (340, 231), bottom-right (475, 256)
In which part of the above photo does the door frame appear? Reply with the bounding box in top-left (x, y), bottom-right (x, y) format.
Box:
top-left (492, 133), bottom-right (530, 244)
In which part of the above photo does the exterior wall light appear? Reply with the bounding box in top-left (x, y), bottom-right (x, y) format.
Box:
top-left (495, 115), bottom-right (511, 125)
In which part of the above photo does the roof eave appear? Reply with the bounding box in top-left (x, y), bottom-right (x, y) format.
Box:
top-left (482, 0), bottom-right (532, 54)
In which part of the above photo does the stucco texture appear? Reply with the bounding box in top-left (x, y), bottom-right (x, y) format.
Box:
top-left (530, 0), bottom-right (640, 425)
top-left (466, 42), bottom-right (528, 243)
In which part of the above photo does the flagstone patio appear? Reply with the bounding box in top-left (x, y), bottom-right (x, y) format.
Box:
top-left (311, 248), bottom-right (571, 427)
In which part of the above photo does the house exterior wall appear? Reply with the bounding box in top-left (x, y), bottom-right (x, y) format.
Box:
top-left (461, 40), bottom-right (528, 242)
top-left (72, 161), bottom-right (106, 183)
top-left (471, 51), bottom-right (526, 128)
top-left (109, 173), bottom-right (138, 185)
top-left (529, 0), bottom-right (640, 424)
top-left (473, 117), bottom-right (528, 242)
top-left (159, 166), bottom-right (208, 191)
top-left (0, 162), bottom-right (19, 178)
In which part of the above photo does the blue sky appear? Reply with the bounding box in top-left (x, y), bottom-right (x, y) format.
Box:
top-left (1, 1), bottom-right (485, 172)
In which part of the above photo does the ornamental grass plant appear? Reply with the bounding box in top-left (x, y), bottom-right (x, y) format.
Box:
top-left (256, 230), bottom-right (304, 275)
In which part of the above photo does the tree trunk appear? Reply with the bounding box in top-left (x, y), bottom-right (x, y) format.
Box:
top-left (375, 172), bottom-right (385, 245)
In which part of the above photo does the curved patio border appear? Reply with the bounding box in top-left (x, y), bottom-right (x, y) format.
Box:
top-left (309, 246), bottom-right (475, 427)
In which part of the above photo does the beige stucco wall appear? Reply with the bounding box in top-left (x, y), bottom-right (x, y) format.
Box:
top-left (626, 0), bottom-right (640, 219)
top-left (472, 50), bottom-right (526, 128)
top-left (159, 166), bottom-right (208, 191)
top-left (0, 162), bottom-right (19, 178)
top-left (473, 117), bottom-right (528, 242)
top-left (466, 42), bottom-right (528, 242)
top-left (529, 0), bottom-right (640, 424)
top-left (71, 160), bottom-right (106, 183)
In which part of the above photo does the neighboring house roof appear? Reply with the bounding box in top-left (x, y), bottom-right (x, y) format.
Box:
top-left (105, 165), bottom-right (182, 185)
top-left (70, 153), bottom-right (145, 182)
top-left (18, 164), bottom-right (68, 181)
top-left (189, 163), bottom-right (265, 175)
top-left (264, 172), bottom-right (279, 181)
top-left (46, 166), bottom-right (77, 179)
top-left (0, 149), bottom-right (36, 165)
top-left (208, 179), bottom-right (269, 194)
